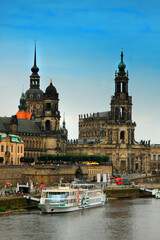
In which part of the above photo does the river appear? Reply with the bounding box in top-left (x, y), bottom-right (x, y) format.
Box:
top-left (1, 198), bottom-right (160, 240)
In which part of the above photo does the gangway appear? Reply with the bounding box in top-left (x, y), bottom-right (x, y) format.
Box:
top-left (140, 188), bottom-right (159, 196)
top-left (23, 195), bottom-right (40, 203)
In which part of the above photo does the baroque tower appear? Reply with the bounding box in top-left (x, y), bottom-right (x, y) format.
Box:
top-left (25, 41), bottom-right (44, 118)
top-left (107, 50), bottom-right (136, 145)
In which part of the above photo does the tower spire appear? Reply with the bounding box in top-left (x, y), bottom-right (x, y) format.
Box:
top-left (31, 40), bottom-right (39, 76)
top-left (34, 40), bottom-right (37, 67)
top-left (63, 112), bottom-right (66, 128)
top-left (118, 50), bottom-right (126, 73)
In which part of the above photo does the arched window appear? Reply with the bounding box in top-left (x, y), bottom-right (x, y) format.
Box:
top-left (45, 120), bottom-right (51, 131)
top-left (135, 163), bottom-right (138, 170)
top-left (120, 131), bottom-right (125, 140)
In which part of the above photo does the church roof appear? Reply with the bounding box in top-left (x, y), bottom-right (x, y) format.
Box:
top-left (0, 117), bottom-right (41, 135)
top-left (16, 110), bottom-right (31, 120)
top-left (25, 88), bottom-right (44, 100)
top-left (44, 79), bottom-right (58, 99)
top-left (16, 92), bottom-right (32, 119)
top-left (90, 111), bottom-right (110, 119)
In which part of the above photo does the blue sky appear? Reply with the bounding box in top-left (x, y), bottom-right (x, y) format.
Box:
top-left (0, 0), bottom-right (160, 142)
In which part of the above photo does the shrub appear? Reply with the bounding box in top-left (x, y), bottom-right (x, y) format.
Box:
top-left (20, 157), bottom-right (35, 163)
top-left (0, 208), bottom-right (6, 212)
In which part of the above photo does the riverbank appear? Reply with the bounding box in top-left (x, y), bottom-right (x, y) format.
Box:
top-left (0, 187), bottom-right (156, 214)
top-left (0, 195), bottom-right (39, 214)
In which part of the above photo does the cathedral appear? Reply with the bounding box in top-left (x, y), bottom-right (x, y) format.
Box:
top-left (0, 42), bottom-right (68, 161)
top-left (67, 51), bottom-right (151, 172)
top-left (0, 43), bottom-right (159, 172)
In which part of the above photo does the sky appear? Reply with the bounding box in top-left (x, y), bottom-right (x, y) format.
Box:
top-left (0, 0), bottom-right (160, 143)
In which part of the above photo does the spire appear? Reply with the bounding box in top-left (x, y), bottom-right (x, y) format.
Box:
top-left (63, 113), bottom-right (65, 128)
top-left (34, 40), bottom-right (37, 66)
top-left (118, 50), bottom-right (126, 73)
top-left (19, 92), bottom-right (27, 112)
top-left (31, 40), bottom-right (39, 76)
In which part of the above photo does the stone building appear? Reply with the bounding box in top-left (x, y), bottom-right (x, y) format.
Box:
top-left (0, 133), bottom-right (24, 165)
top-left (0, 44), bottom-right (158, 172)
top-left (150, 145), bottom-right (160, 170)
top-left (67, 51), bottom-right (151, 172)
top-left (0, 43), bottom-right (68, 161)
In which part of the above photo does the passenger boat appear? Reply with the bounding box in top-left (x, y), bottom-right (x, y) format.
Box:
top-left (155, 191), bottom-right (160, 199)
top-left (39, 181), bottom-right (107, 213)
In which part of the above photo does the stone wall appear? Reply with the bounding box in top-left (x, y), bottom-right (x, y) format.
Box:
top-left (0, 164), bottom-right (112, 186)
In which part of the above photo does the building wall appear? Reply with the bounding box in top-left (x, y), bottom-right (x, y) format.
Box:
top-left (0, 135), bottom-right (24, 165)
top-left (0, 165), bottom-right (112, 186)
top-left (67, 141), bottom-right (150, 172)
top-left (79, 114), bottom-right (107, 140)
top-left (150, 145), bottom-right (160, 169)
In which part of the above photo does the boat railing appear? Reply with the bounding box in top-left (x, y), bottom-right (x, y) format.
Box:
top-left (44, 197), bottom-right (77, 205)
top-left (44, 196), bottom-right (76, 202)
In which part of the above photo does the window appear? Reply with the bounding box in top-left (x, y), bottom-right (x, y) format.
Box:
top-left (120, 131), bottom-right (125, 140)
top-left (11, 145), bottom-right (13, 152)
top-left (153, 155), bottom-right (156, 161)
top-left (135, 163), bottom-right (138, 170)
top-left (158, 155), bottom-right (160, 161)
top-left (45, 120), bottom-right (51, 131)
top-left (1, 145), bottom-right (4, 152)
top-left (18, 146), bottom-right (19, 153)
top-left (46, 103), bottom-right (51, 111)
top-left (21, 146), bottom-right (23, 153)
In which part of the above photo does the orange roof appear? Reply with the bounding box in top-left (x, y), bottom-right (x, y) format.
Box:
top-left (16, 110), bottom-right (31, 120)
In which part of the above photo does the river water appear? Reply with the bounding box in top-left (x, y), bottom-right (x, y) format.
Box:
top-left (1, 198), bottom-right (160, 240)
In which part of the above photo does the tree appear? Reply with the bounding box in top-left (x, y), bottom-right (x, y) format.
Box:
top-left (20, 157), bottom-right (35, 163)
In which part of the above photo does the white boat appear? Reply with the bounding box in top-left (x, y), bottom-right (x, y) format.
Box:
top-left (39, 182), bottom-right (107, 213)
top-left (155, 191), bottom-right (160, 199)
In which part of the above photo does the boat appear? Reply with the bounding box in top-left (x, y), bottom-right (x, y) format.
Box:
top-left (38, 181), bottom-right (107, 213)
top-left (155, 191), bottom-right (160, 199)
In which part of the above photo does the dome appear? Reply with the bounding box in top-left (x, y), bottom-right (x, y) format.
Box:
top-left (44, 80), bottom-right (58, 99)
top-left (118, 50), bottom-right (126, 72)
top-left (25, 88), bottom-right (44, 101)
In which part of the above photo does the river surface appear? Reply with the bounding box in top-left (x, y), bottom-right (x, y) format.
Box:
top-left (1, 198), bottom-right (160, 240)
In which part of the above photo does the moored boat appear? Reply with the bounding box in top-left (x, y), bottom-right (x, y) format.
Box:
top-left (39, 181), bottom-right (107, 213)
top-left (155, 191), bottom-right (160, 199)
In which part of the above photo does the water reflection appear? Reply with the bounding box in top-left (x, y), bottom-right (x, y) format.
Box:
top-left (1, 198), bottom-right (160, 240)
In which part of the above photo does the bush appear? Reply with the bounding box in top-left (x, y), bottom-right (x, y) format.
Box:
top-left (20, 157), bottom-right (35, 163)
top-left (0, 208), bottom-right (6, 212)
top-left (37, 154), bottom-right (108, 164)
top-left (11, 206), bottom-right (19, 210)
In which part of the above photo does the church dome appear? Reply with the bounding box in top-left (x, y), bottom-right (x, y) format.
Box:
top-left (25, 88), bottom-right (44, 101)
top-left (44, 80), bottom-right (58, 99)
top-left (118, 50), bottom-right (126, 72)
